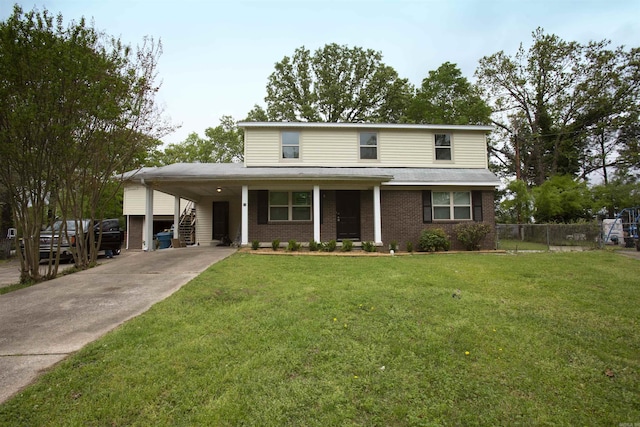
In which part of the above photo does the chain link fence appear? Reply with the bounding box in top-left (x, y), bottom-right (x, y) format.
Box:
top-left (496, 223), bottom-right (602, 251)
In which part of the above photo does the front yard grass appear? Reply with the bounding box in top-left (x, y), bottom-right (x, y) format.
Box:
top-left (1, 251), bottom-right (639, 425)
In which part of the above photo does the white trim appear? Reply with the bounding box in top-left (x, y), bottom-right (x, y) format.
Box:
top-left (238, 121), bottom-right (494, 132)
top-left (241, 185), bottom-right (249, 245)
top-left (373, 185), bottom-right (382, 245)
top-left (313, 185), bottom-right (320, 243)
top-left (384, 181), bottom-right (500, 187)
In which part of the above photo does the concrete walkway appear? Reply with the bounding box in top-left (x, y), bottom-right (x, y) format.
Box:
top-left (0, 246), bottom-right (236, 404)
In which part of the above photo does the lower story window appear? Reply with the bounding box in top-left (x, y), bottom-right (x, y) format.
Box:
top-left (269, 191), bottom-right (311, 221)
top-left (433, 191), bottom-right (471, 220)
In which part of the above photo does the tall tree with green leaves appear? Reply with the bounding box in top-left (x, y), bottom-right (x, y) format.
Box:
top-left (405, 62), bottom-right (492, 125)
top-left (0, 6), bottom-right (169, 281)
top-left (532, 175), bottom-right (592, 223)
top-left (151, 116), bottom-right (243, 165)
top-left (265, 43), bottom-right (413, 122)
top-left (244, 104), bottom-right (269, 122)
top-left (476, 28), bottom-right (640, 185)
top-left (499, 180), bottom-right (534, 224)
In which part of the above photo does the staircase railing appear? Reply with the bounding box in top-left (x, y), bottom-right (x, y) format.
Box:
top-left (178, 201), bottom-right (196, 245)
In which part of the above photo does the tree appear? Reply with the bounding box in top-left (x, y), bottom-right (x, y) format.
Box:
top-left (264, 43), bottom-right (413, 122)
top-left (500, 180), bottom-right (534, 224)
top-left (591, 174), bottom-right (640, 218)
top-left (616, 120), bottom-right (640, 177)
top-left (0, 6), bottom-right (168, 281)
top-left (405, 62), bottom-right (491, 125)
top-left (152, 116), bottom-right (243, 165)
top-left (532, 175), bottom-right (592, 223)
top-left (244, 104), bottom-right (269, 122)
top-left (476, 28), bottom-right (640, 185)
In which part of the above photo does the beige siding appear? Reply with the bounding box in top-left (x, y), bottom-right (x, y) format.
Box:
top-left (452, 132), bottom-right (488, 168)
top-left (194, 196), bottom-right (242, 245)
top-left (196, 200), bottom-right (212, 245)
top-left (302, 129), bottom-right (359, 164)
top-left (378, 130), bottom-right (432, 166)
top-left (123, 184), bottom-right (188, 215)
top-left (244, 129), bottom-right (281, 166)
top-left (244, 128), bottom-right (488, 168)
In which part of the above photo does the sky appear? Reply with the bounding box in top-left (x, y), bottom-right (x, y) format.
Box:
top-left (2, 0), bottom-right (639, 146)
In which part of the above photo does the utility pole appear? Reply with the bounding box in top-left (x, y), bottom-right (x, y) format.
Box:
top-left (514, 128), bottom-right (521, 181)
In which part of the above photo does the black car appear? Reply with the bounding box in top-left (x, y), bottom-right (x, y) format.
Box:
top-left (39, 219), bottom-right (124, 260)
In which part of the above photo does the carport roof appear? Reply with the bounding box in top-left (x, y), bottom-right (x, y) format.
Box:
top-left (121, 163), bottom-right (500, 186)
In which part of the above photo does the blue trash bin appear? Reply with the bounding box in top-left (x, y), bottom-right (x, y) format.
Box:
top-left (156, 231), bottom-right (172, 249)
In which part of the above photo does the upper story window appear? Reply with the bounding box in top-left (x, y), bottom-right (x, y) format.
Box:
top-left (432, 191), bottom-right (471, 220)
top-left (269, 191), bottom-right (311, 221)
top-left (282, 131), bottom-right (300, 159)
top-left (359, 132), bottom-right (378, 160)
top-left (435, 133), bottom-right (452, 161)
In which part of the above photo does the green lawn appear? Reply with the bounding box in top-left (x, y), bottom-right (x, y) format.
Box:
top-left (1, 251), bottom-right (639, 426)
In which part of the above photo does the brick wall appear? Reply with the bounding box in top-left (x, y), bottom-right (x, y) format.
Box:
top-left (248, 191), bottom-right (314, 243)
top-left (247, 188), bottom-right (496, 250)
top-left (320, 191), bottom-right (336, 242)
top-left (380, 189), bottom-right (496, 251)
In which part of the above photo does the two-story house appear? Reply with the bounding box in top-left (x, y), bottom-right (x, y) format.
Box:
top-left (123, 122), bottom-right (500, 250)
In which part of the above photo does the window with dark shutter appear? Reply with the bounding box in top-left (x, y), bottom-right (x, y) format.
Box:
top-left (422, 190), bottom-right (432, 223)
top-left (472, 190), bottom-right (483, 222)
top-left (257, 190), bottom-right (268, 224)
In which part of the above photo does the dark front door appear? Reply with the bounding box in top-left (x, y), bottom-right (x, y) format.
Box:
top-left (212, 201), bottom-right (229, 240)
top-left (336, 190), bottom-right (360, 240)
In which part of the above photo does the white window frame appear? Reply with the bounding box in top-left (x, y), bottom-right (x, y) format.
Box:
top-left (281, 131), bottom-right (300, 160)
top-left (359, 132), bottom-right (378, 160)
top-left (432, 191), bottom-right (471, 220)
top-left (434, 133), bottom-right (452, 161)
top-left (268, 191), bottom-right (312, 221)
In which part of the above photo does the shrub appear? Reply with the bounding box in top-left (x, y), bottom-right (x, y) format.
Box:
top-left (362, 241), bottom-right (377, 252)
top-left (308, 240), bottom-right (320, 252)
top-left (406, 242), bottom-right (414, 253)
top-left (454, 222), bottom-right (492, 251)
top-left (323, 240), bottom-right (337, 252)
top-left (341, 239), bottom-right (353, 252)
top-left (418, 228), bottom-right (450, 252)
top-left (287, 239), bottom-right (301, 251)
top-left (389, 241), bottom-right (398, 252)
top-left (271, 239), bottom-right (280, 251)
top-left (251, 240), bottom-right (260, 250)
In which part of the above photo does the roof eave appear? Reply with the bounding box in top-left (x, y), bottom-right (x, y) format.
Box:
top-left (237, 121), bottom-right (494, 132)
top-left (385, 181), bottom-right (500, 187)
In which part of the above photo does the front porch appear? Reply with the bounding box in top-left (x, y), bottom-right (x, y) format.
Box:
top-left (140, 184), bottom-right (385, 249)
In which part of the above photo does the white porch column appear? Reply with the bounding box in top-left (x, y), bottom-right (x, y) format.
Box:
top-left (173, 196), bottom-right (180, 239)
top-left (373, 185), bottom-right (382, 245)
top-left (144, 183), bottom-right (154, 251)
top-left (241, 185), bottom-right (249, 245)
top-left (313, 185), bottom-right (321, 243)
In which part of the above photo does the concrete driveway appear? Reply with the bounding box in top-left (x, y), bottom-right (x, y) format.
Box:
top-left (0, 246), bottom-right (236, 404)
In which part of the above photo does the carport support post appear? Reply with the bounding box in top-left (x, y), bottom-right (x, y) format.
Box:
top-left (313, 185), bottom-right (321, 243)
top-left (173, 196), bottom-right (180, 240)
top-left (241, 185), bottom-right (249, 245)
top-left (145, 184), bottom-right (154, 252)
top-left (373, 185), bottom-right (382, 245)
